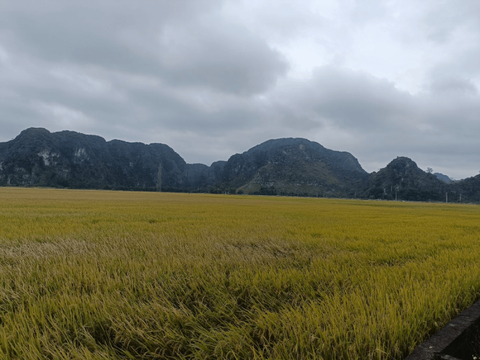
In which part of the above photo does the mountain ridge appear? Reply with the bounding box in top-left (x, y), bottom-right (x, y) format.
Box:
top-left (0, 127), bottom-right (479, 202)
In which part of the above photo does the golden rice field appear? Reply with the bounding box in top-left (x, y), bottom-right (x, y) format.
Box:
top-left (1, 188), bottom-right (480, 359)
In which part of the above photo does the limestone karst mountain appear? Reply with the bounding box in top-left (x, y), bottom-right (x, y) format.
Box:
top-left (0, 128), bottom-right (478, 202)
top-left (219, 138), bottom-right (368, 196)
top-left (362, 157), bottom-right (446, 201)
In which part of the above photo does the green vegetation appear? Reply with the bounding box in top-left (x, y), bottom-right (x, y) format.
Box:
top-left (1, 188), bottom-right (480, 359)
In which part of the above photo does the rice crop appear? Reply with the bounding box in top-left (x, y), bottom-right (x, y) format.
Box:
top-left (0, 187), bottom-right (480, 359)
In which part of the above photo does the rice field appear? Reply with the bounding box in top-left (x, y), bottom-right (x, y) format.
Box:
top-left (1, 187), bottom-right (480, 359)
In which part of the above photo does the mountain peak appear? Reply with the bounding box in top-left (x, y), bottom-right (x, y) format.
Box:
top-left (244, 138), bottom-right (330, 158)
top-left (363, 156), bottom-right (445, 201)
top-left (387, 156), bottom-right (418, 168)
top-left (16, 127), bottom-right (51, 139)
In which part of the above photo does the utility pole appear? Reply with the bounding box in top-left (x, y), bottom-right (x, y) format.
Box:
top-left (156, 163), bottom-right (162, 192)
top-left (445, 192), bottom-right (448, 203)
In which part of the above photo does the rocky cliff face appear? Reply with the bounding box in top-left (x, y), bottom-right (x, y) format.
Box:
top-left (0, 128), bottom-right (187, 190)
top-left (363, 157), bottom-right (447, 201)
top-left (220, 138), bottom-right (368, 196)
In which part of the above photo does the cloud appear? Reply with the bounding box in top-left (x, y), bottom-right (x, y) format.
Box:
top-left (157, 20), bottom-right (288, 94)
top-left (428, 77), bottom-right (477, 96)
top-left (268, 66), bottom-right (416, 141)
top-left (1, 0), bottom-right (480, 180)
top-left (0, 1), bottom-right (287, 95)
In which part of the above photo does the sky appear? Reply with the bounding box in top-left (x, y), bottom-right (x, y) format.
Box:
top-left (1, 0), bottom-right (480, 179)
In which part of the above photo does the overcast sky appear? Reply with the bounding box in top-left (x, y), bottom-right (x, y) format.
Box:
top-left (1, 0), bottom-right (479, 179)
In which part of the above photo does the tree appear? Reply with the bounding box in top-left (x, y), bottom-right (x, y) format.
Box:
top-left (426, 167), bottom-right (433, 174)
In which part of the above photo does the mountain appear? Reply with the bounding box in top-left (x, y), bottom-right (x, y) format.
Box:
top-left (434, 172), bottom-right (454, 184)
top-left (452, 174), bottom-right (480, 203)
top-left (219, 138), bottom-right (368, 196)
top-left (185, 161), bottom-right (226, 191)
top-left (0, 128), bottom-right (187, 190)
top-left (1, 128), bottom-right (479, 202)
top-left (0, 130), bottom-right (368, 196)
top-left (363, 157), bottom-right (447, 202)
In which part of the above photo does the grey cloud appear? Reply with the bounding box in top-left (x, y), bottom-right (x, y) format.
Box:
top-left (226, 1), bottom-right (327, 41)
top-left (426, 46), bottom-right (480, 89)
top-left (428, 77), bottom-right (477, 96)
top-left (125, 84), bottom-right (271, 136)
top-left (157, 21), bottom-right (288, 95)
top-left (275, 66), bottom-right (414, 132)
top-left (350, 0), bottom-right (387, 24)
top-left (420, 0), bottom-right (480, 43)
top-left (0, 1), bottom-right (287, 95)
